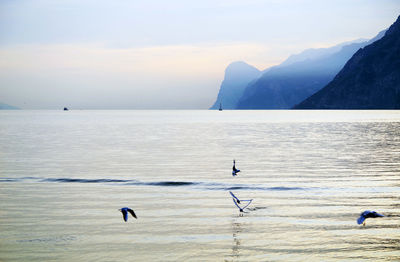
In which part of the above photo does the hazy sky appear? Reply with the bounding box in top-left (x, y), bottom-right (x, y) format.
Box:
top-left (0, 0), bottom-right (399, 109)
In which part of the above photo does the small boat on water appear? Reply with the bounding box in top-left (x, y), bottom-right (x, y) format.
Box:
top-left (219, 103), bottom-right (223, 111)
top-left (63, 107), bottom-right (69, 111)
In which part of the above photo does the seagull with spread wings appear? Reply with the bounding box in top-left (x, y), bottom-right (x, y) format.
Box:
top-left (119, 207), bottom-right (137, 222)
top-left (229, 191), bottom-right (252, 213)
top-left (357, 210), bottom-right (384, 226)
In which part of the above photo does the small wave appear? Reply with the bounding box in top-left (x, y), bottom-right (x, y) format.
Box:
top-left (214, 186), bottom-right (304, 191)
top-left (268, 186), bottom-right (304, 191)
top-left (17, 235), bottom-right (76, 243)
top-left (247, 206), bottom-right (268, 211)
top-left (0, 178), bottom-right (20, 182)
top-left (41, 178), bottom-right (131, 183)
top-left (226, 186), bottom-right (247, 190)
top-left (146, 181), bottom-right (196, 186)
top-left (3, 176), bottom-right (306, 191)
top-left (12, 176), bottom-right (197, 187)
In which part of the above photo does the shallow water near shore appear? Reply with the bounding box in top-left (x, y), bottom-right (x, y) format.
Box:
top-left (1, 110), bottom-right (400, 261)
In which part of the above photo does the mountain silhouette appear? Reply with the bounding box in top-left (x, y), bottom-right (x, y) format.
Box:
top-left (0, 102), bottom-right (19, 110)
top-left (294, 16), bottom-right (400, 109)
top-left (236, 31), bottom-right (386, 109)
top-left (210, 61), bottom-right (261, 109)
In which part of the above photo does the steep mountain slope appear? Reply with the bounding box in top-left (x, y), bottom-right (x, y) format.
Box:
top-left (295, 16), bottom-right (400, 109)
top-left (236, 31), bottom-right (386, 109)
top-left (279, 38), bottom-right (367, 67)
top-left (210, 61), bottom-right (261, 109)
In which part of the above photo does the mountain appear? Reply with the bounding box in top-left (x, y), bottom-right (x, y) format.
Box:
top-left (209, 61), bottom-right (261, 109)
top-left (235, 30), bottom-right (386, 109)
top-left (294, 16), bottom-right (400, 109)
top-left (279, 38), bottom-right (367, 67)
top-left (0, 102), bottom-right (19, 110)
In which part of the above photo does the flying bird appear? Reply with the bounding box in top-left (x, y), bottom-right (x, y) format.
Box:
top-left (229, 191), bottom-right (252, 214)
top-left (230, 191), bottom-right (241, 204)
top-left (357, 210), bottom-right (384, 226)
top-left (119, 207), bottom-right (137, 222)
top-left (232, 160), bottom-right (240, 176)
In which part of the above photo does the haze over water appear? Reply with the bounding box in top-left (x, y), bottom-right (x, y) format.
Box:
top-left (1, 110), bottom-right (400, 261)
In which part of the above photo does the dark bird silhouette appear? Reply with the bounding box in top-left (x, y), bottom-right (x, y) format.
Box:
top-left (232, 160), bottom-right (240, 176)
top-left (357, 210), bottom-right (384, 226)
top-left (119, 207), bottom-right (137, 222)
top-left (229, 191), bottom-right (252, 214)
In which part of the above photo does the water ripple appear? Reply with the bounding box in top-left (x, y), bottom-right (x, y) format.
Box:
top-left (41, 178), bottom-right (131, 183)
top-left (0, 176), bottom-right (306, 191)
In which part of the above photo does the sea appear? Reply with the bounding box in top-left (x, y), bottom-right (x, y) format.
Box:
top-left (1, 110), bottom-right (399, 261)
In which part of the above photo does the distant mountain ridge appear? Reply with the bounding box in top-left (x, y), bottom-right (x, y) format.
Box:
top-left (236, 30), bottom-right (386, 109)
top-left (277, 30), bottom-right (385, 69)
top-left (294, 16), bottom-right (400, 109)
top-left (0, 102), bottom-right (19, 110)
top-left (210, 61), bottom-right (261, 109)
top-left (279, 38), bottom-right (367, 68)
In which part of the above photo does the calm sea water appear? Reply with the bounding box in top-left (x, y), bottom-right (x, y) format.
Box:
top-left (1, 110), bottom-right (400, 261)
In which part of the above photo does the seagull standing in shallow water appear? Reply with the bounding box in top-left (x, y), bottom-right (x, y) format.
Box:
top-left (357, 210), bottom-right (384, 226)
top-left (232, 160), bottom-right (240, 176)
top-left (119, 207), bottom-right (137, 222)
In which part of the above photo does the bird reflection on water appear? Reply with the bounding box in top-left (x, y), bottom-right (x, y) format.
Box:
top-left (230, 220), bottom-right (243, 261)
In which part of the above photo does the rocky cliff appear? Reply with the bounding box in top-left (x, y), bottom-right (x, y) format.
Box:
top-left (294, 16), bottom-right (400, 109)
top-left (209, 61), bottom-right (261, 109)
top-left (236, 31), bottom-right (385, 109)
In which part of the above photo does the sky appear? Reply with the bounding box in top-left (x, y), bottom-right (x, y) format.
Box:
top-left (0, 0), bottom-right (399, 109)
